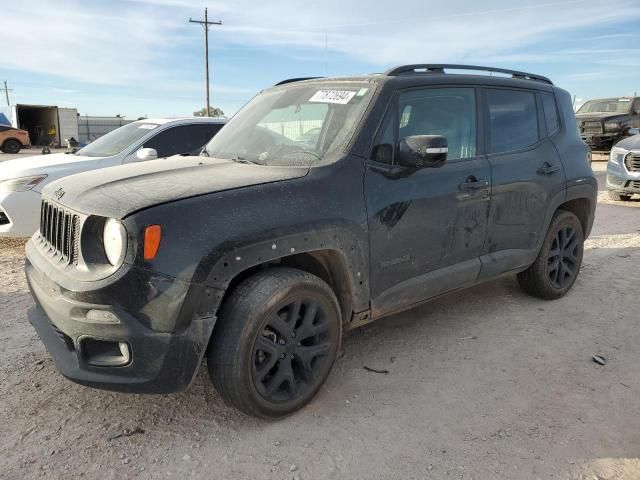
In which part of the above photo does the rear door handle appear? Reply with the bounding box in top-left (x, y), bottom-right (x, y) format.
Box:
top-left (459, 177), bottom-right (489, 191)
top-left (537, 162), bottom-right (561, 175)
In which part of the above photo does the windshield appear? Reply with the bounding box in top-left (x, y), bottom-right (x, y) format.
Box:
top-left (577, 98), bottom-right (632, 114)
top-left (76, 122), bottom-right (160, 157)
top-left (204, 82), bottom-right (375, 166)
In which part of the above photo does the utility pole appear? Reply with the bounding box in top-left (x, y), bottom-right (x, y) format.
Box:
top-left (189, 8), bottom-right (222, 117)
top-left (3, 81), bottom-right (12, 106)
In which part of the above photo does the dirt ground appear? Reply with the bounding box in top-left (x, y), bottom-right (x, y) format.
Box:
top-left (1, 162), bottom-right (639, 480)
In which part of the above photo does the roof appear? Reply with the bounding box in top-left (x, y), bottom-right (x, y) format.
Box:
top-left (275, 64), bottom-right (557, 91)
top-left (133, 117), bottom-right (226, 125)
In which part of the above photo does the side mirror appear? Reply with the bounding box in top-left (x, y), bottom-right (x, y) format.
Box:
top-left (136, 148), bottom-right (158, 161)
top-left (628, 127), bottom-right (640, 136)
top-left (397, 135), bottom-right (447, 168)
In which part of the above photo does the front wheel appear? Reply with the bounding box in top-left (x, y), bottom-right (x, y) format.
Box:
top-left (207, 267), bottom-right (342, 418)
top-left (1, 139), bottom-right (21, 154)
top-left (518, 210), bottom-right (584, 300)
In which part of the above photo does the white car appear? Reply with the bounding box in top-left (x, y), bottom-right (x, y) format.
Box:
top-left (0, 117), bottom-right (225, 237)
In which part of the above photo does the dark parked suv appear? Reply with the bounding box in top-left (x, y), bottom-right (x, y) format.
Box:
top-left (576, 96), bottom-right (640, 151)
top-left (25, 65), bottom-right (596, 418)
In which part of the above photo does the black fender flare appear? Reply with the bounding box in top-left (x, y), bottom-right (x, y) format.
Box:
top-left (191, 223), bottom-right (371, 320)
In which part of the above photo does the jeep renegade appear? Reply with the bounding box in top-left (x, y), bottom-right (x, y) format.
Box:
top-left (25, 64), bottom-right (596, 418)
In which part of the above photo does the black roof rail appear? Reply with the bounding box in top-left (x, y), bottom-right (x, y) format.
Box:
top-left (384, 64), bottom-right (553, 85)
top-left (275, 77), bottom-right (323, 86)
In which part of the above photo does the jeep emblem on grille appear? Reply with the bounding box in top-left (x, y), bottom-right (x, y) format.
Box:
top-left (54, 188), bottom-right (65, 200)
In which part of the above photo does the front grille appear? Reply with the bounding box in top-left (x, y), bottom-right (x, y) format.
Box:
top-left (581, 121), bottom-right (603, 134)
top-left (0, 210), bottom-right (9, 226)
top-left (39, 200), bottom-right (80, 265)
top-left (626, 180), bottom-right (640, 191)
top-left (624, 153), bottom-right (640, 173)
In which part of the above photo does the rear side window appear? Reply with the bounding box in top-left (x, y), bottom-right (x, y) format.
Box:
top-left (144, 123), bottom-right (222, 157)
top-left (487, 89), bottom-right (539, 154)
top-left (541, 93), bottom-right (560, 135)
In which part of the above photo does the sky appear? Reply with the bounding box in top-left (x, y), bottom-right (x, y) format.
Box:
top-left (1, 0), bottom-right (639, 119)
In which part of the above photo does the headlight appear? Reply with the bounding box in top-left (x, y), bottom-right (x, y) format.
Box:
top-left (609, 147), bottom-right (627, 165)
top-left (103, 218), bottom-right (127, 266)
top-left (604, 122), bottom-right (620, 132)
top-left (0, 174), bottom-right (47, 192)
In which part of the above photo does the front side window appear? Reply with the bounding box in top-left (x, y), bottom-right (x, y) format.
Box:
top-left (144, 124), bottom-right (222, 157)
top-left (398, 87), bottom-right (477, 160)
top-left (541, 92), bottom-right (560, 135)
top-left (204, 82), bottom-right (376, 167)
top-left (370, 107), bottom-right (395, 164)
top-left (76, 122), bottom-right (160, 157)
top-left (487, 89), bottom-right (539, 154)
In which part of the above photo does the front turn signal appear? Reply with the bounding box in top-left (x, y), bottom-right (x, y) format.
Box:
top-left (143, 225), bottom-right (162, 261)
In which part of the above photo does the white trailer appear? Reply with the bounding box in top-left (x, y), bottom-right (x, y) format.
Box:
top-left (0, 104), bottom-right (79, 147)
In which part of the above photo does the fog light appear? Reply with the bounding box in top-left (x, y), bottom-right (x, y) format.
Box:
top-left (85, 310), bottom-right (121, 325)
top-left (80, 338), bottom-right (131, 367)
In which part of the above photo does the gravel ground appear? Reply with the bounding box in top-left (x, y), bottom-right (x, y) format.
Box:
top-left (1, 163), bottom-right (639, 480)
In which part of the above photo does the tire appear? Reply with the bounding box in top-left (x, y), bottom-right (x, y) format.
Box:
top-left (518, 210), bottom-right (584, 300)
top-left (207, 267), bottom-right (342, 418)
top-left (608, 191), bottom-right (632, 202)
top-left (1, 139), bottom-right (21, 154)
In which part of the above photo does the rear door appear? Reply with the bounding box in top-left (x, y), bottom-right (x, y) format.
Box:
top-left (479, 87), bottom-right (566, 278)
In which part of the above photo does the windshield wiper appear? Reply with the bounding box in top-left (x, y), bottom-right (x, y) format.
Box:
top-left (200, 147), bottom-right (210, 157)
top-left (232, 156), bottom-right (261, 165)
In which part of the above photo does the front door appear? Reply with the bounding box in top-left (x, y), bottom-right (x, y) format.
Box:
top-left (365, 87), bottom-right (491, 318)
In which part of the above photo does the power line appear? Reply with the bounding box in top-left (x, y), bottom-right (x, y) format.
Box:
top-left (3, 81), bottom-right (12, 106)
top-left (189, 8), bottom-right (222, 117)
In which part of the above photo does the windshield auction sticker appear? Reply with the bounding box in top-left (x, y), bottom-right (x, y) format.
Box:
top-left (138, 124), bottom-right (158, 130)
top-left (309, 90), bottom-right (357, 104)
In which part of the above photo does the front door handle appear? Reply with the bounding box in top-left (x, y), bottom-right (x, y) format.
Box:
top-left (537, 162), bottom-right (561, 175)
top-left (459, 177), bottom-right (489, 192)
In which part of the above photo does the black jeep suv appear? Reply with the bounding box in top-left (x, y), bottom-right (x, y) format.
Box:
top-left (25, 65), bottom-right (596, 418)
top-left (576, 96), bottom-right (640, 151)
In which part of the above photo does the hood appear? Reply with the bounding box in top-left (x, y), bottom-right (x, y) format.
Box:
top-left (575, 112), bottom-right (627, 121)
top-left (0, 152), bottom-right (102, 182)
top-left (615, 134), bottom-right (640, 151)
top-left (42, 156), bottom-right (309, 219)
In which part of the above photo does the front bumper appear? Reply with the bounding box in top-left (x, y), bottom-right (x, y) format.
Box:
top-left (25, 250), bottom-right (218, 394)
top-left (606, 160), bottom-right (640, 195)
top-left (581, 133), bottom-right (619, 150)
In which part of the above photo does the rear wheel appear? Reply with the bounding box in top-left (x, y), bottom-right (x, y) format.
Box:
top-left (518, 210), bottom-right (584, 300)
top-left (1, 139), bottom-right (21, 154)
top-left (207, 267), bottom-right (342, 418)
top-left (608, 191), bottom-right (632, 202)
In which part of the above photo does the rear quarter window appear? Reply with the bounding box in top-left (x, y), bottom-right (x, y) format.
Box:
top-left (487, 89), bottom-right (539, 154)
top-left (541, 93), bottom-right (560, 135)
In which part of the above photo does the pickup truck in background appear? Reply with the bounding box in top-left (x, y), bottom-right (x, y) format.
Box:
top-left (576, 96), bottom-right (640, 151)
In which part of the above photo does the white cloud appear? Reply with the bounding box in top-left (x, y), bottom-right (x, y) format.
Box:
top-left (1, 0), bottom-right (639, 88)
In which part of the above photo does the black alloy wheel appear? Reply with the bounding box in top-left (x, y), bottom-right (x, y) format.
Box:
top-left (207, 267), bottom-right (342, 418)
top-left (547, 225), bottom-right (581, 289)
top-left (518, 210), bottom-right (584, 300)
top-left (252, 299), bottom-right (332, 403)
